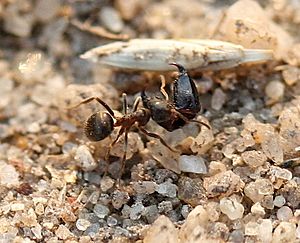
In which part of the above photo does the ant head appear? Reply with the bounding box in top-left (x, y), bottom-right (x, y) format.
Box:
top-left (84, 112), bottom-right (114, 141)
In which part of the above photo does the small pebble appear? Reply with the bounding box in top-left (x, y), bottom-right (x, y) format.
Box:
top-left (273, 222), bottom-right (296, 243)
top-left (219, 197), bottom-right (244, 220)
top-left (31, 224), bottom-right (42, 239)
top-left (274, 195), bottom-right (286, 207)
top-left (100, 176), bottom-right (115, 192)
top-left (211, 88), bottom-right (227, 110)
top-left (245, 222), bottom-right (259, 236)
top-left (282, 66), bottom-right (300, 86)
top-left (144, 215), bottom-right (178, 243)
top-left (74, 145), bottom-right (97, 171)
top-left (258, 219), bottom-right (273, 243)
top-left (93, 204), bottom-right (110, 219)
top-left (112, 190), bottom-right (130, 209)
top-left (158, 201), bottom-right (173, 213)
top-left (132, 181), bottom-right (158, 194)
top-left (265, 80), bottom-right (285, 101)
top-left (107, 215), bottom-right (118, 226)
top-left (241, 150), bottom-right (267, 168)
top-left (10, 203), bottom-right (25, 211)
top-left (143, 205), bottom-right (159, 224)
top-left (130, 202), bottom-right (145, 220)
top-left (178, 155), bottom-right (207, 174)
top-left (55, 225), bottom-right (73, 240)
top-left (76, 219), bottom-right (91, 231)
top-left (251, 202), bottom-right (265, 215)
top-left (99, 6), bottom-right (124, 33)
top-left (277, 206), bottom-right (293, 221)
top-left (156, 181), bottom-right (177, 198)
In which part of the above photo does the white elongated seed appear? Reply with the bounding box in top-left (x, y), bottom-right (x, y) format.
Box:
top-left (81, 39), bottom-right (273, 71)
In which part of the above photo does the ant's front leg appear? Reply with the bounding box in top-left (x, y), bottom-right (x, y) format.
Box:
top-left (68, 96), bottom-right (115, 117)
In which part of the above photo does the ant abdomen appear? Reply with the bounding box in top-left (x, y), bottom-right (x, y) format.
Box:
top-left (84, 112), bottom-right (114, 141)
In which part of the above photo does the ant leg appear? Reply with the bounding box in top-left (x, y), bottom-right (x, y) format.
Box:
top-left (68, 96), bottom-right (115, 117)
top-left (173, 109), bottom-right (211, 130)
top-left (122, 93), bottom-right (128, 115)
top-left (159, 75), bottom-right (169, 101)
top-left (117, 129), bottom-right (128, 184)
top-left (104, 127), bottom-right (125, 175)
top-left (138, 126), bottom-right (177, 152)
top-left (132, 96), bottom-right (141, 112)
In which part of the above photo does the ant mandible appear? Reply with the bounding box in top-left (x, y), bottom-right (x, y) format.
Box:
top-left (70, 63), bottom-right (210, 179)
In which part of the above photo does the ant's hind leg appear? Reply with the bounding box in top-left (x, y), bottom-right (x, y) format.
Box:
top-left (138, 126), bottom-right (177, 152)
top-left (104, 127), bottom-right (125, 176)
top-left (159, 75), bottom-right (169, 101)
top-left (173, 109), bottom-right (211, 130)
top-left (117, 129), bottom-right (128, 185)
top-left (68, 96), bottom-right (115, 117)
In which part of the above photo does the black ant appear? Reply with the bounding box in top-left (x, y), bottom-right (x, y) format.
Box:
top-left (142, 63), bottom-right (210, 131)
top-left (69, 63), bottom-right (210, 179)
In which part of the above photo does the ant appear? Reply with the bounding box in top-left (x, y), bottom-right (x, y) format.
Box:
top-left (69, 63), bottom-right (210, 179)
top-left (142, 62), bottom-right (210, 131)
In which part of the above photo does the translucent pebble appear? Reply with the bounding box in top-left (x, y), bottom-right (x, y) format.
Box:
top-left (99, 6), bottom-right (124, 33)
top-left (274, 195), bottom-right (286, 207)
top-left (31, 224), bottom-right (42, 239)
top-left (282, 66), bottom-right (300, 86)
top-left (76, 219), bottom-right (91, 231)
top-left (107, 216), bottom-right (118, 226)
top-left (241, 150), bottom-right (267, 168)
top-left (10, 203), bottom-right (25, 211)
top-left (245, 222), bottom-right (259, 236)
top-left (257, 219), bottom-right (273, 243)
top-left (144, 215), bottom-right (178, 243)
top-left (181, 205), bottom-right (191, 219)
top-left (244, 179), bottom-right (274, 203)
top-left (211, 88), bottom-right (227, 110)
top-left (74, 145), bottom-right (97, 172)
top-left (178, 155), bottom-right (207, 174)
top-left (277, 206), bottom-right (293, 221)
top-left (273, 222), bottom-right (296, 243)
top-left (265, 80), bottom-right (285, 101)
top-left (93, 204), bottom-right (110, 219)
top-left (100, 176), bottom-right (115, 192)
top-left (219, 197), bottom-right (244, 220)
top-left (270, 166), bottom-right (293, 181)
top-left (251, 202), bottom-right (265, 215)
top-left (156, 181), bottom-right (177, 198)
top-left (130, 202), bottom-right (145, 220)
top-left (0, 160), bottom-right (19, 187)
top-left (229, 230), bottom-right (244, 243)
top-left (55, 225), bottom-right (73, 240)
